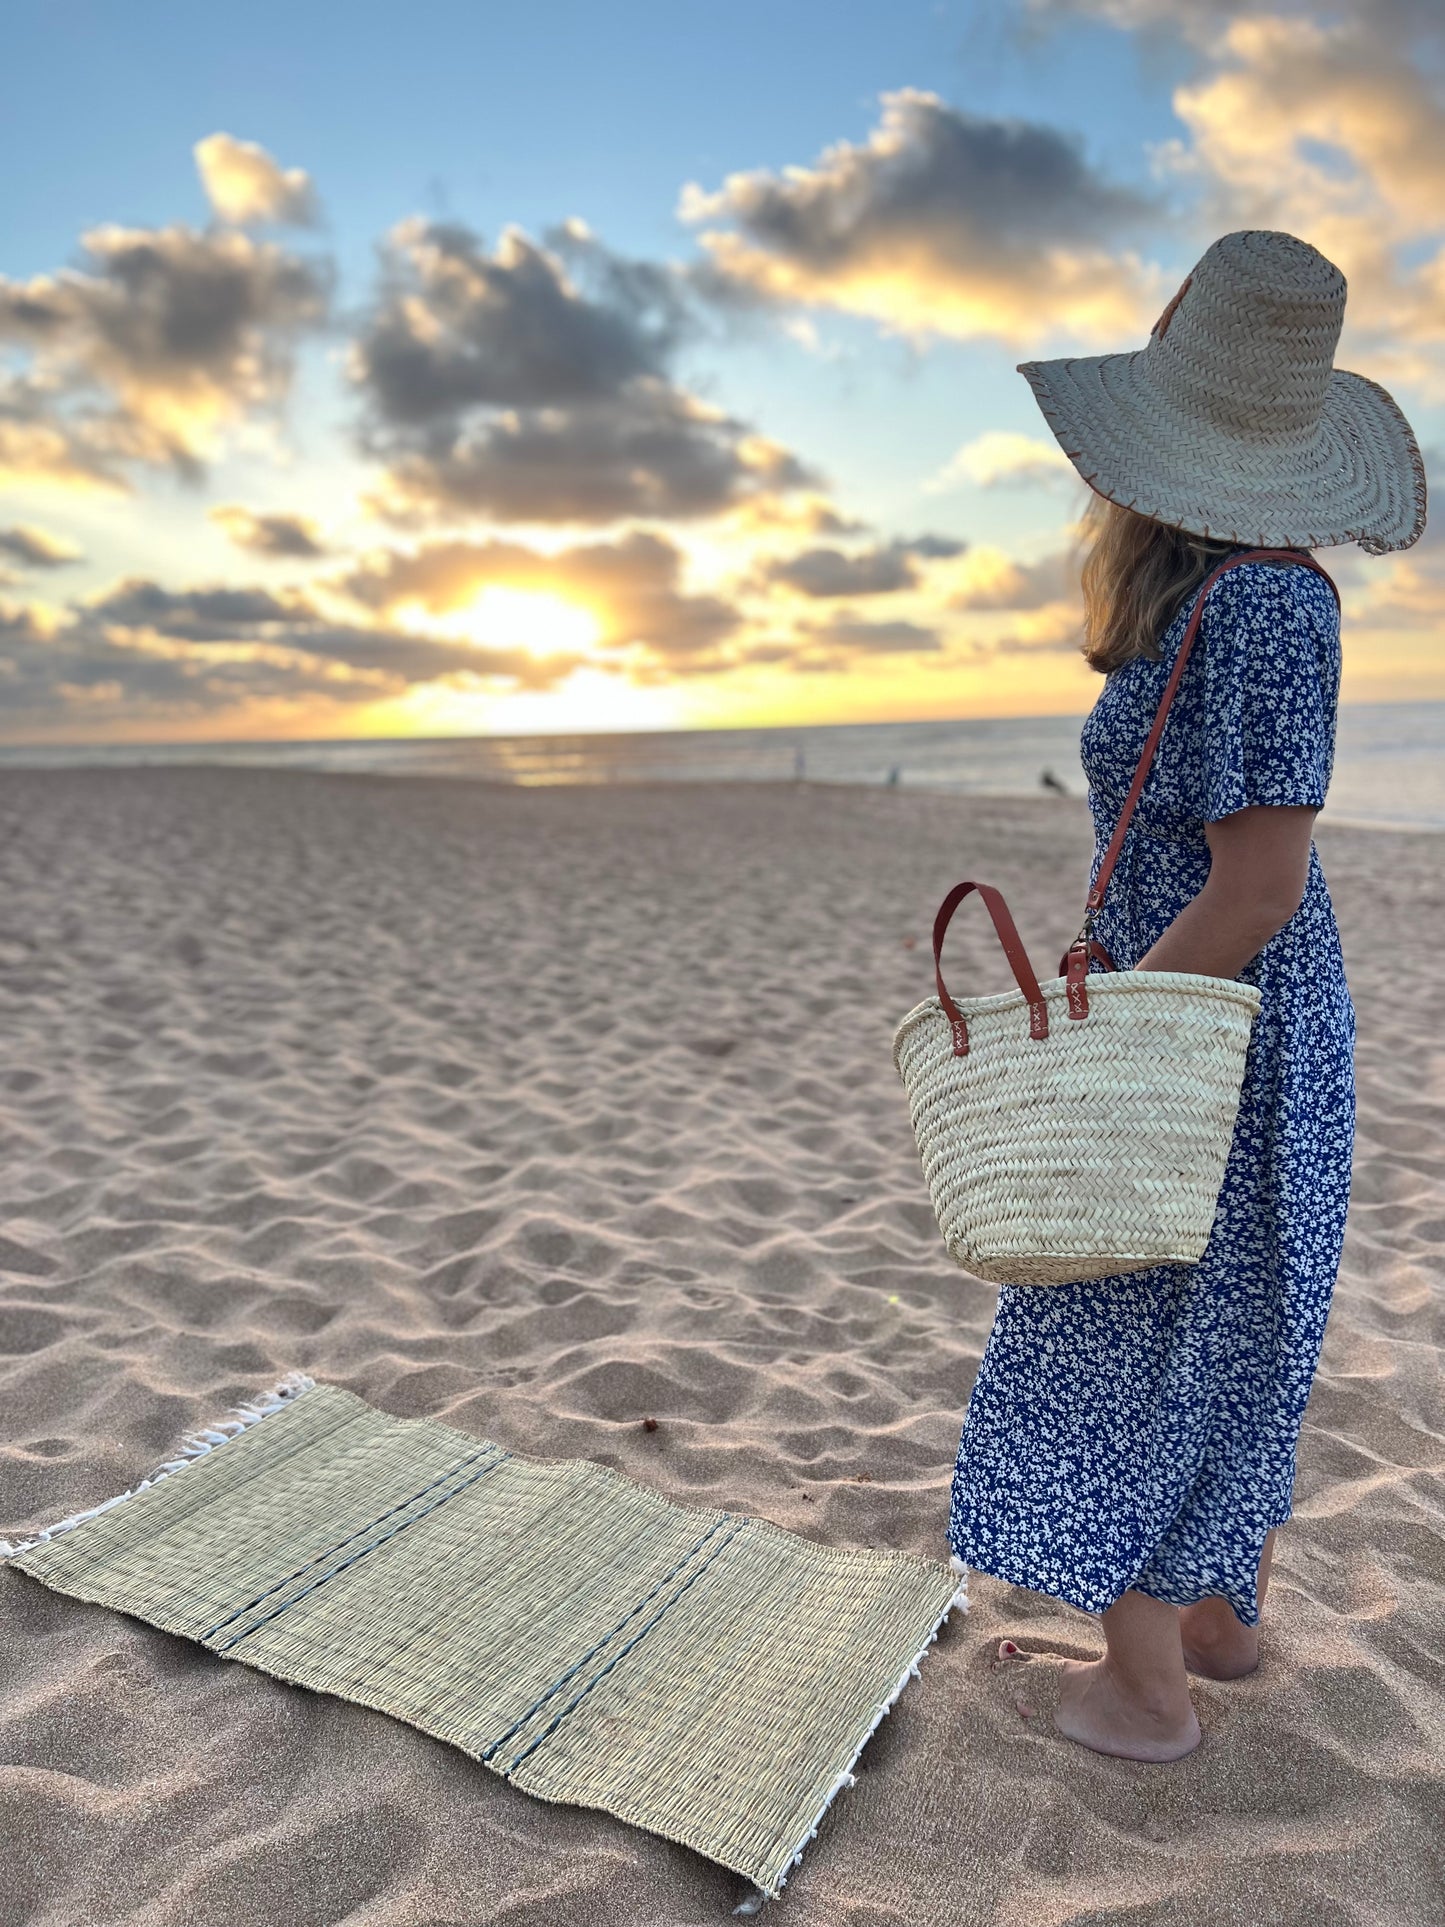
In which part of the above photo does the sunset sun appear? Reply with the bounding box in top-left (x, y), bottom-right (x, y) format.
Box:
top-left (447, 586), bottom-right (603, 659)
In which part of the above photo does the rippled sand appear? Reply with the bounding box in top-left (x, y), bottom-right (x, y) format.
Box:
top-left (1, 769), bottom-right (1441, 1926)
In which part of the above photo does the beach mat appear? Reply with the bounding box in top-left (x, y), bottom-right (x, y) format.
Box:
top-left (2, 1377), bottom-right (963, 1899)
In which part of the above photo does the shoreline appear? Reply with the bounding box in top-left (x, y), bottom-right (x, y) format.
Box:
top-left (0, 760), bottom-right (1440, 837)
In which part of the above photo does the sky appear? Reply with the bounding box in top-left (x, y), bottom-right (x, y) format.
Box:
top-left (1, 0), bottom-right (1443, 744)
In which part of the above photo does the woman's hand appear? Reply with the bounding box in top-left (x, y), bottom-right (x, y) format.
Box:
top-left (1134, 804), bottom-right (1317, 978)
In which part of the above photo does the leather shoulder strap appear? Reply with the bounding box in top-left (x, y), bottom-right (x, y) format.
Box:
top-left (1084, 546), bottom-right (1339, 918)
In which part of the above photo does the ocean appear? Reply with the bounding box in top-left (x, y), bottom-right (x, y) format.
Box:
top-left (1, 701), bottom-right (1442, 832)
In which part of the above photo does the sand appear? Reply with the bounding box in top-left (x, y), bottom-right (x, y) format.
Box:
top-left (0, 767), bottom-right (1442, 1927)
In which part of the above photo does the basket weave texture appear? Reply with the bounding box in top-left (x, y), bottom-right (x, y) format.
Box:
top-left (7, 1383), bottom-right (959, 1897)
top-left (893, 969), bottom-right (1261, 1285)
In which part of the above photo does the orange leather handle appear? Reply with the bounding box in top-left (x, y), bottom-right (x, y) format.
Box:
top-left (1058, 938), bottom-right (1116, 977)
top-left (933, 880), bottom-right (1048, 1057)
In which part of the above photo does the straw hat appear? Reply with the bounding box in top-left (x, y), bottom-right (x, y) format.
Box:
top-left (1018, 229), bottom-right (1426, 554)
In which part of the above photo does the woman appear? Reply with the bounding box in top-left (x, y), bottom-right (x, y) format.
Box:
top-left (947, 230), bottom-right (1427, 1762)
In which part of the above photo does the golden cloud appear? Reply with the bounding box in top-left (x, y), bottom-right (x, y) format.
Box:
top-left (679, 88), bottom-right (1164, 347)
top-left (1155, 15), bottom-right (1445, 389)
top-left (925, 430), bottom-right (1076, 493)
top-left (0, 522), bottom-right (83, 567)
top-left (946, 545), bottom-right (1079, 611)
top-left (209, 504), bottom-right (329, 558)
top-left (195, 133), bottom-right (320, 228)
top-left (346, 529), bottom-right (742, 671)
top-left (0, 220), bottom-right (330, 487)
top-left (722, 492), bottom-right (869, 539)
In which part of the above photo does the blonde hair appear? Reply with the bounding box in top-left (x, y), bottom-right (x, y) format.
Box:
top-left (1077, 493), bottom-right (1240, 674)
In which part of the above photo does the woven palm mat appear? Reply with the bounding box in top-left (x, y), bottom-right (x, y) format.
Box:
top-left (2, 1378), bottom-right (963, 1898)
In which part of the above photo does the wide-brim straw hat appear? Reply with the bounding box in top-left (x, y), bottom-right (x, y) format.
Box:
top-left (1018, 229), bottom-right (1426, 554)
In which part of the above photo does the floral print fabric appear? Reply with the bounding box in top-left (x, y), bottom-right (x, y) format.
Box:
top-left (947, 557), bottom-right (1356, 1626)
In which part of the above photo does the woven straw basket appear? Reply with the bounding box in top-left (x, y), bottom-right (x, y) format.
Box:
top-left (893, 938), bottom-right (1260, 1285)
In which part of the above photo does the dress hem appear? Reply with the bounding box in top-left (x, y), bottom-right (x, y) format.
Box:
top-left (947, 1503), bottom-right (1293, 1628)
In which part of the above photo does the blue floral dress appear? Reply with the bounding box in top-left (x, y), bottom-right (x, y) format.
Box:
top-left (947, 556), bottom-right (1356, 1627)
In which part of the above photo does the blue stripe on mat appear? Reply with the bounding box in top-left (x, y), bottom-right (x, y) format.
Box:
top-left (212, 1450), bottom-right (512, 1654)
top-left (503, 1521), bottom-right (746, 1775)
top-left (482, 1515), bottom-right (736, 1764)
top-left (200, 1443), bottom-right (507, 1643)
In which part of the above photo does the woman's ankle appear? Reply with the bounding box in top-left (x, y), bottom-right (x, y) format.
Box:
top-left (1179, 1599), bottom-right (1260, 1679)
top-left (1100, 1650), bottom-right (1195, 1726)
top-left (1181, 1597), bottom-right (1256, 1642)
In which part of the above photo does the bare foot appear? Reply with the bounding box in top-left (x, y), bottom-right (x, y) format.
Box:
top-left (1180, 1600), bottom-right (1260, 1680)
top-left (1053, 1656), bottom-right (1201, 1763)
top-left (997, 1641), bottom-right (1201, 1763)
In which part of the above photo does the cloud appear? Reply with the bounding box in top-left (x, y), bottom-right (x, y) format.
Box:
top-left (347, 527), bottom-right (742, 667)
top-left (795, 611), bottom-right (943, 655)
top-left (209, 503), bottom-right (329, 558)
top-left (0, 220), bottom-right (330, 487)
top-left (0, 597), bottom-right (61, 643)
top-left (938, 545), bottom-right (1083, 656)
top-left (351, 217), bottom-right (818, 524)
top-left (1160, 17), bottom-right (1445, 392)
top-left (4, 512), bottom-right (973, 731)
top-left (0, 614), bottom-right (533, 728)
top-left (0, 565), bottom-right (590, 730)
top-left (348, 527), bottom-right (974, 681)
top-left (989, 602), bottom-right (1084, 653)
top-left (86, 576), bottom-right (304, 639)
top-left (194, 134), bottom-right (320, 228)
top-left (1026, 4), bottom-right (1445, 394)
top-left (0, 523), bottom-right (83, 567)
top-left (0, 592), bottom-right (317, 722)
top-left (80, 575), bottom-right (588, 684)
top-left (365, 382), bottom-right (815, 526)
top-left (354, 217), bottom-right (685, 425)
top-left (723, 492), bottom-right (869, 538)
top-left (1167, 18), bottom-right (1445, 229)
top-left (242, 622), bottom-right (574, 689)
top-left (0, 368), bottom-right (136, 493)
top-left (925, 430), bottom-right (1076, 492)
top-left (81, 573), bottom-right (583, 685)
top-left (758, 533), bottom-right (964, 597)
top-left (1339, 520), bottom-right (1445, 628)
top-left (1024, 0), bottom-right (1444, 42)
top-left (678, 88), bottom-right (1162, 348)
top-left (947, 546), bottom-right (1078, 610)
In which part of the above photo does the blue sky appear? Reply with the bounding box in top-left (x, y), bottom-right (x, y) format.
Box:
top-left (1, 0), bottom-right (1441, 741)
top-left (2, 5), bottom-right (1185, 255)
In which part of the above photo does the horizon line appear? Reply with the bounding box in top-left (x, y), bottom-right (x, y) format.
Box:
top-left (1, 689), bottom-right (1441, 756)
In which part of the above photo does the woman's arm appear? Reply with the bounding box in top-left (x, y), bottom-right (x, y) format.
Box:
top-left (1134, 805), bottom-right (1317, 978)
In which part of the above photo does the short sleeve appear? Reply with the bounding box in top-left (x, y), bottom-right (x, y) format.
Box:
top-left (1186, 561), bottom-right (1341, 824)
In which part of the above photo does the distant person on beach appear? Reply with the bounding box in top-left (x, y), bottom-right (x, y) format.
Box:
top-left (945, 232), bottom-right (1426, 1761)
top-left (1039, 768), bottom-right (1068, 796)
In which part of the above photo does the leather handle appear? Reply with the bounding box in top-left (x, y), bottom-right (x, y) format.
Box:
top-left (933, 880), bottom-right (1049, 1057)
top-left (1085, 547), bottom-right (1341, 918)
top-left (1058, 938), bottom-right (1116, 977)
top-left (1060, 934), bottom-right (1117, 1022)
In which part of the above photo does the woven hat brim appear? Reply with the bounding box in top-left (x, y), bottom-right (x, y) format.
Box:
top-left (1018, 349), bottom-right (1426, 554)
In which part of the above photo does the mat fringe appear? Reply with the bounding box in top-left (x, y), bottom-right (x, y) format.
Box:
top-left (741, 1555), bottom-right (970, 1905)
top-left (0, 1373), bottom-right (314, 1560)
